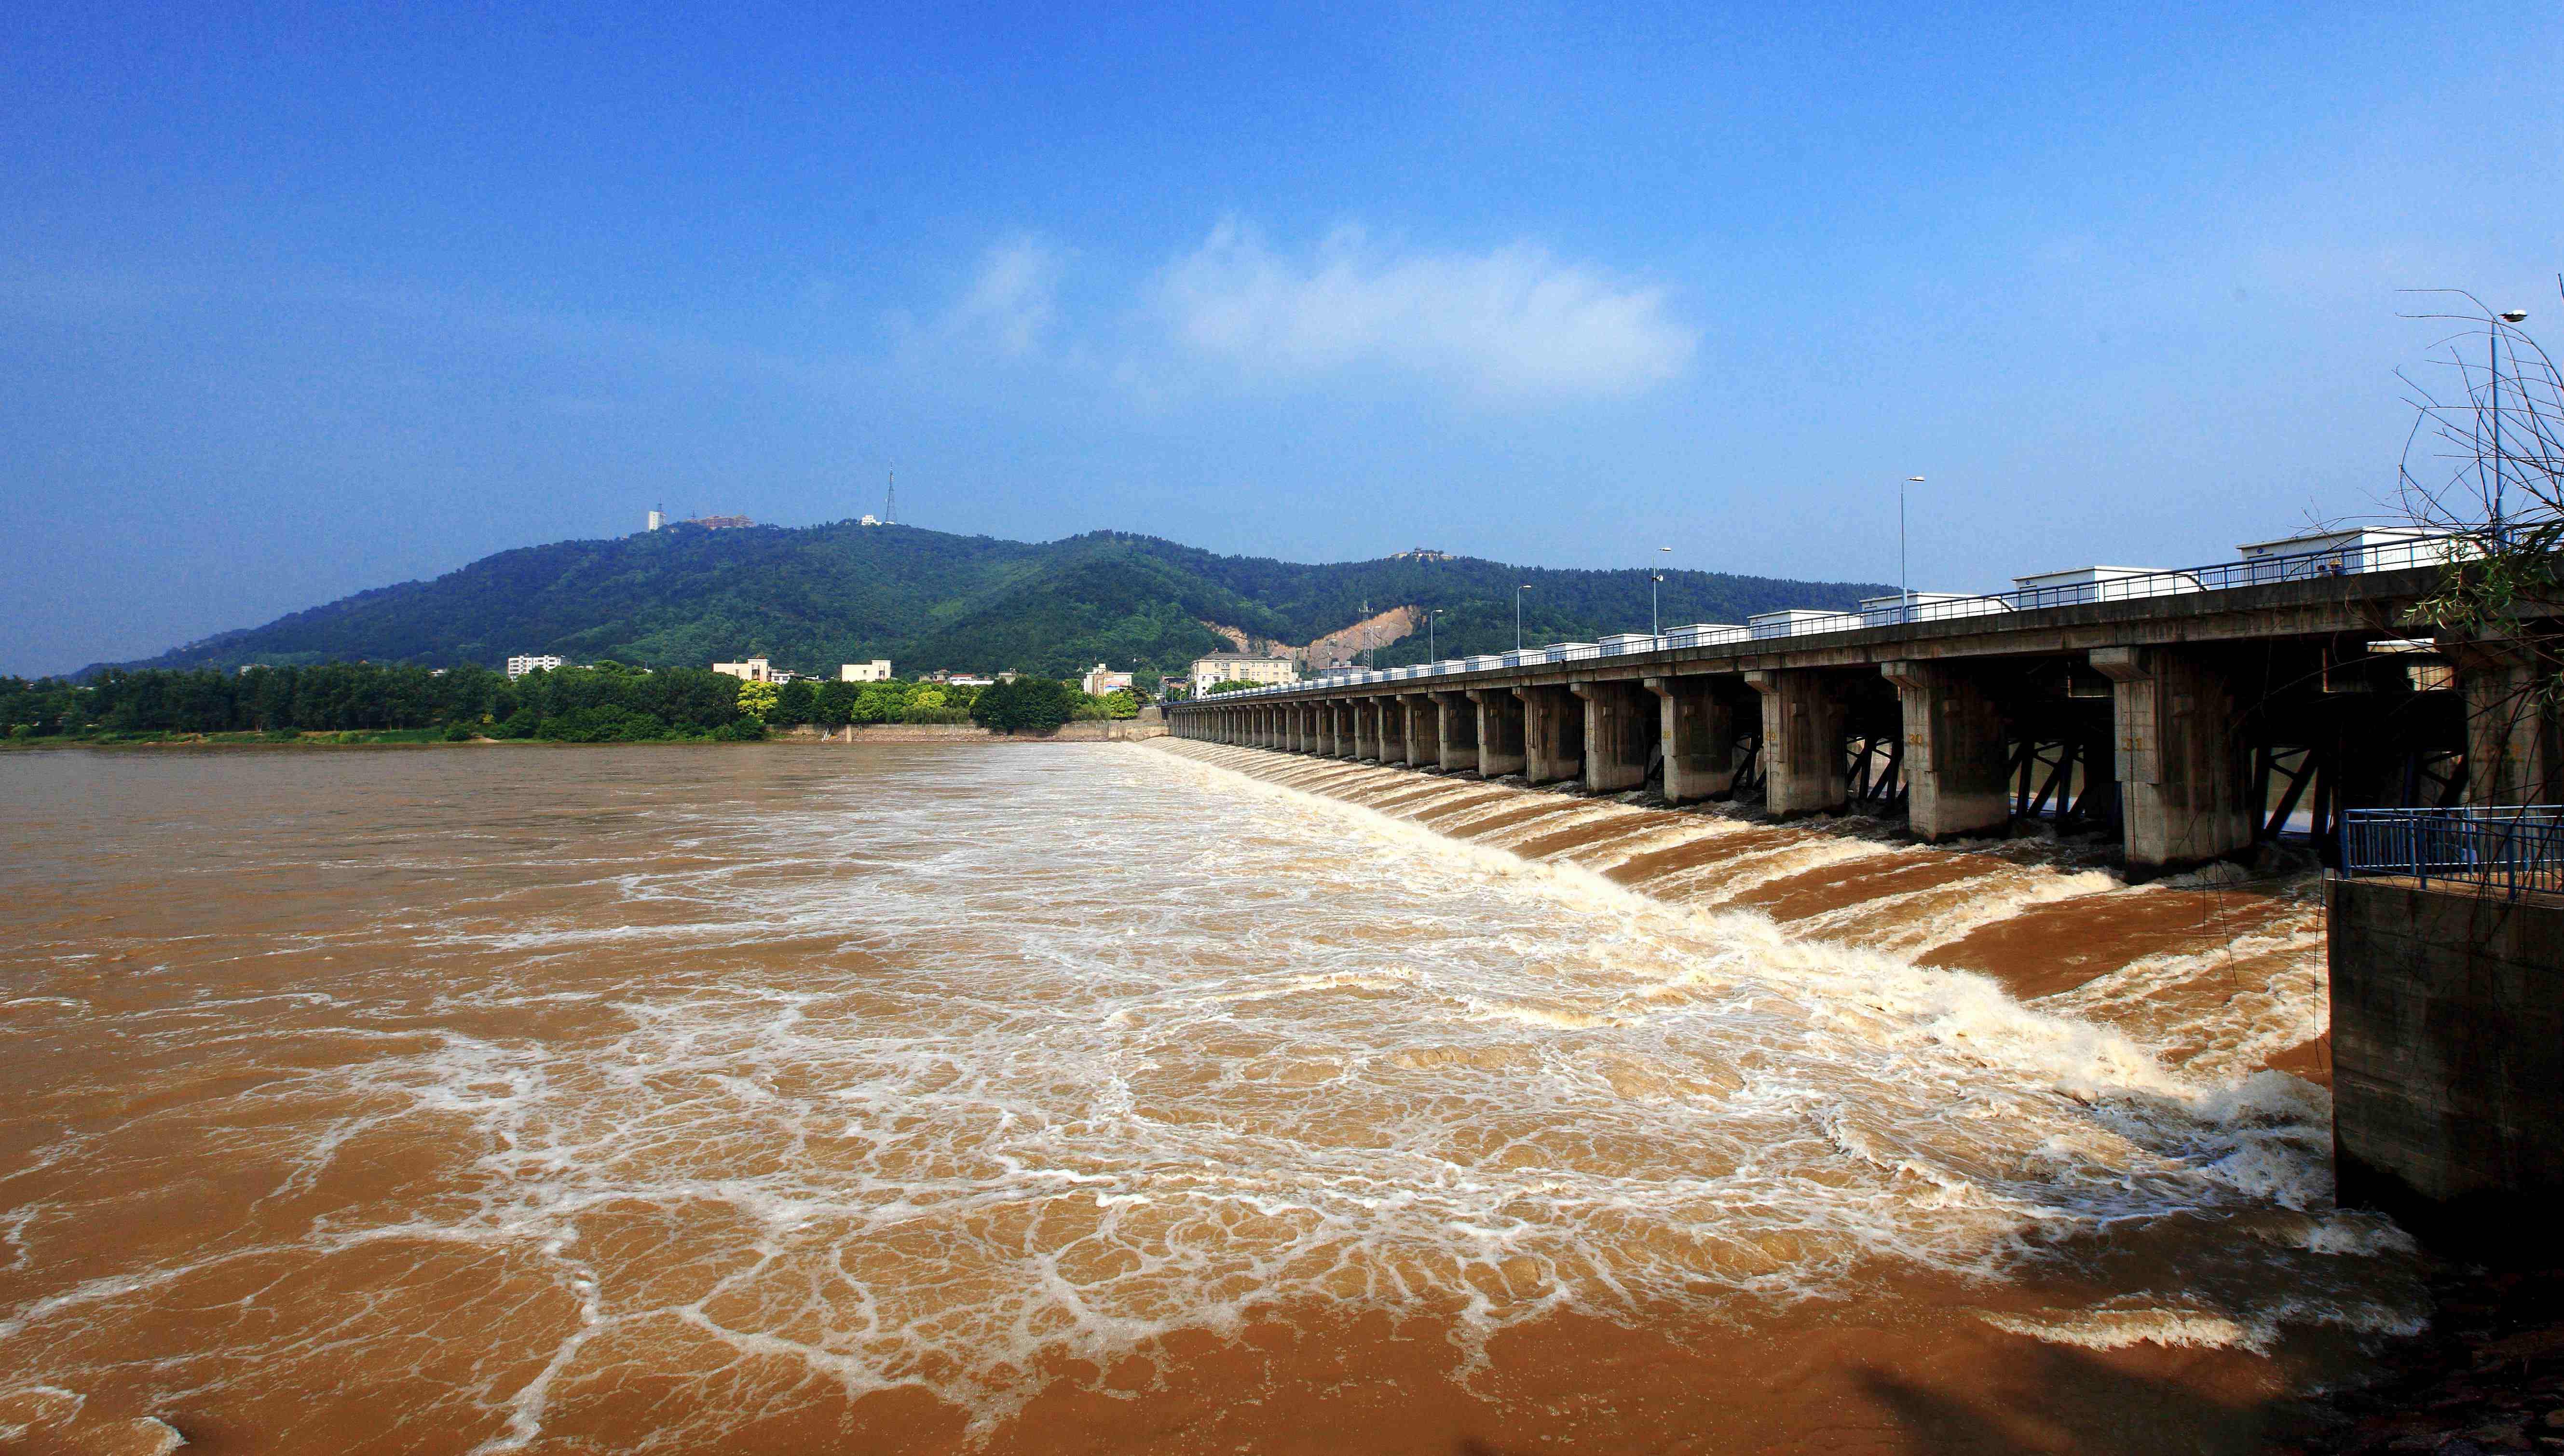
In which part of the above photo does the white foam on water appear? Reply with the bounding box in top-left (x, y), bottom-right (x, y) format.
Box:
top-left (1978, 1306), bottom-right (2259, 1351)
top-left (0, 1384), bottom-right (186, 1454)
top-left (2034, 898), bottom-right (2331, 1078)
top-left (1978, 1282), bottom-right (2428, 1355)
top-left (1787, 867), bottom-right (2123, 957)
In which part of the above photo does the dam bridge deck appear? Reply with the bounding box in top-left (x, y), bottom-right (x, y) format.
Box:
top-left (1171, 554), bottom-right (2562, 875)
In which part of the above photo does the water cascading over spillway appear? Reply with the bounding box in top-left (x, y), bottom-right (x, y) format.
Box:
top-left (1158, 739), bottom-right (2340, 1085)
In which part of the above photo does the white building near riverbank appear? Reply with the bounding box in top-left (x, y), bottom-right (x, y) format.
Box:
top-left (1189, 653), bottom-right (1296, 695)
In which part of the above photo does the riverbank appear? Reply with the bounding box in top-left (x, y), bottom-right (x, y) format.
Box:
top-left (2, 720), bottom-right (1167, 750)
top-left (775, 721), bottom-right (1166, 744)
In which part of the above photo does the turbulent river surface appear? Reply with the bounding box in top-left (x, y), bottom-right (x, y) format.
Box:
top-left (0, 741), bottom-right (2427, 1454)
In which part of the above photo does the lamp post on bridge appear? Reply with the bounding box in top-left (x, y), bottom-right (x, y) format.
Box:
top-left (1515, 584), bottom-right (1532, 651)
top-left (2493, 308), bottom-right (2528, 543)
top-left (1427, 607), bottom-right (1444, 661)
top-left (1900, 476), bottom-right (1924, 620)
top-left (1650, 545), bottom-right (1671, 637)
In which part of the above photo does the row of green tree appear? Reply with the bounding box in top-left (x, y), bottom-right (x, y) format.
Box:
top-left (2, 662), bottom-right (1140, 743)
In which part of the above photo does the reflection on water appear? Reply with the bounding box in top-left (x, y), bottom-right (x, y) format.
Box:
top-left (0, 742), bottom-right (2421, 1453)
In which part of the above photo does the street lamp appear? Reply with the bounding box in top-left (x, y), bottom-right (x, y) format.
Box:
top-left (1900, 476), bottom-right (1925, 619)
top-left (1515, 584), bottom-right (1533, 651)
top-left (1427, 607), bottom-right (1445, 661)
top-left (1650, 545), bottom-right (1671, 637)
top-left (2493, 309), bottom-right (2528, 540)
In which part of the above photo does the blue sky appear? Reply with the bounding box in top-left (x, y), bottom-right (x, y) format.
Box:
top-left (4, 2), bottom-right (2560, 673)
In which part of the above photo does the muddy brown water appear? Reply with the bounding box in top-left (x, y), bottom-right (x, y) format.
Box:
top-left (0, 741), bottom-right (2423, 1453)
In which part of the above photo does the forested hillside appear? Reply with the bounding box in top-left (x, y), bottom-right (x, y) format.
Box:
top-left (89, 522), bottom-right (1890, 680)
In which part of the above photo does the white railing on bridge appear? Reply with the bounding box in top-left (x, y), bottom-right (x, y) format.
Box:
top-left (1664, 623), bottom-right (1749, 648)
top-left (1750, 609), bottom-right (1859, 639)
top-left (1185, 531), bottom-right (2468, 700)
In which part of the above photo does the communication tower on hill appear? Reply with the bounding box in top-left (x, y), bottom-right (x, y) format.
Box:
top-left (646, 503), bottom-right (665, 532)
top-left (885, 468), bottom-right (896, 526)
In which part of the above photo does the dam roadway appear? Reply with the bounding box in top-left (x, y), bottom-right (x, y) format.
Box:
top-left (1169, 543), bottom-right (2562, 876)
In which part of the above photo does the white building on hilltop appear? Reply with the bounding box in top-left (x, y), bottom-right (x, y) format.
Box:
top-left (712, 657), bottom-right (778, 683)
top-left (840, 660), bottom-right (892, 682)
top-left (1081, 663), bottom-right (1134, 697)
top-left (1190, 652), bottom-right (1296, 695)
top-left (506, 654), bottom-right (564, 679)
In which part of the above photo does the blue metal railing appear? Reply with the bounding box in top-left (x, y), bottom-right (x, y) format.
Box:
top-left (2339, 807), bottom-right (2564, 898)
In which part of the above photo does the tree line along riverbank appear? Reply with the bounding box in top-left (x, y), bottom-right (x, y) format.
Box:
top-left (2, 663), bottom-right (1144, 746)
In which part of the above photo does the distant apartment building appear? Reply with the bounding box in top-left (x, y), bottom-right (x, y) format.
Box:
top-left (712, 657), bottom-right (778, 682)
top-left (1080, 663), bottom-right (1135, 697)
top-left (840, 660), bottom-right (892, 682)
top-left (506, 654), bottom-right (564, 679)
top-left (1190, 653), bottom-right (1296, 695)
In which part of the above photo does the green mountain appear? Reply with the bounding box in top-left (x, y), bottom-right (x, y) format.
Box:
top-left (90, 522), bottom-right (1892, 680)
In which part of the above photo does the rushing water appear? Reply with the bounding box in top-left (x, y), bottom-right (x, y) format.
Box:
top-left (0, 742), bottom-right (2425, 1454)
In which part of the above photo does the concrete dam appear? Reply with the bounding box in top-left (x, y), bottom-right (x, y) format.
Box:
top-left (1167, 533), bottom-right (2564, 1246)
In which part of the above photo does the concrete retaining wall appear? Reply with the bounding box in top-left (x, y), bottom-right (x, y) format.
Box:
top-left (2328, 876), bottom-right (2564, 1254)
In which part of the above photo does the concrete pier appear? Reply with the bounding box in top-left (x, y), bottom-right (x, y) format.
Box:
top-left (2331, 876), bottom-right (2564, 1254)
top-left (1880, 660), bottom-right (2010, 842)
top-left (1399, 696), bottom-right (1436, 771)
top-left (1434, 692), bottom-right (1479, 771)
top-left (2091, 646), bottom-right (2251, 873)
top-left (1516, 684), bottom-right (1582, 786)
top-left (1375, 697), bottom-right (1404, 764)
top-left (1746, 669), bottom-right (1847, 817)
top-left (1644, 675), bottom-right (1741, 803)
top-left (2444, 633), bottom-right (2563, 806)
top-left (1470, 688), bottom-right (1526, 778)
top-left (1571, 679), bottom-right (1656, 793)
top-left (1350, 700), bottom-right (1378, 761)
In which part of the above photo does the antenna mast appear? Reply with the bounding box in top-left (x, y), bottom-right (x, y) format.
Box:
top-left (885, 469), bottom-right (896, 526)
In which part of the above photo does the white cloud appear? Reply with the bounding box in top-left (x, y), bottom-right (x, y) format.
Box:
top-left (945, 235), bottom-right (1063, 358)
top-left (1153, 220), bottom-right (1695, 397)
